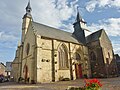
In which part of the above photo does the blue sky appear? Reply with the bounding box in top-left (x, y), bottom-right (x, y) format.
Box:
top-left (0, 0), bottom-right (120, 64)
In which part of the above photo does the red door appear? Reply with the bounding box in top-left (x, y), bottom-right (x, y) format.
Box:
top-left (23, 65), bottom-right (28, 80)
top-left (78, 64), bottom-right (82, 78)
top-left (75, 64), bottom-right (82, 78)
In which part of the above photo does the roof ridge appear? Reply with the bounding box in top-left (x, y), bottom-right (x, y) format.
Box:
top-left (32, 21), bottom-right (72, 34)
top-left (87, 29), bottom-right (103, 37)
top-left (86, 29), bottom-right (104, 43)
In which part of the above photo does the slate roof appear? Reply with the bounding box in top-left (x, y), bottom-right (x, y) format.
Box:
top-left (86, 29), bottom-right (104, 43)
top-left (31, 21), bottom-right (81, 44)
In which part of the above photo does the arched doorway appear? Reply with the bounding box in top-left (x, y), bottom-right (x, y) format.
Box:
top-left (74, 52), bottom-right (83, 79)
top-left (23, 64), bottom-right (29, 82)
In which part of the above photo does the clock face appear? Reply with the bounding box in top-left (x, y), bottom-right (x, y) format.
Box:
top-left (26, 43), bottom-right (30, 55)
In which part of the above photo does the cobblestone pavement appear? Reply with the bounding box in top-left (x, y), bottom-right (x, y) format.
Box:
top-left (0, 77), bottom-right (120, 90)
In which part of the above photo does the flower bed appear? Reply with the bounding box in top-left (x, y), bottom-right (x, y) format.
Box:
top-left (67, 78), bottom-right (102, 90)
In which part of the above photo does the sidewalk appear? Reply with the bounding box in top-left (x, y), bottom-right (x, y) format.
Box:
top-left (0, 77), bottom-right (120, 90)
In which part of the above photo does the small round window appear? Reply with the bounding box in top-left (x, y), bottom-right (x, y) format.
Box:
top-left (26, 43), bottom-right (30, 55)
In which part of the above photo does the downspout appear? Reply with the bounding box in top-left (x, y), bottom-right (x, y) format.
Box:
top-left (112, 50), bottom-right (119, 76)
top-left (34, 32), bottom-right (37, 83)
top-left (69, 43), bottom-right (73, 80)
top-left (52, 39), bottom-right (55, 81)
top-left (20, 42), bottom-right (24, 78)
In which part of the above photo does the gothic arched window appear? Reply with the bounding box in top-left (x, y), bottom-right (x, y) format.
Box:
top-left (90, 52), bottom-right (96, 61)
top-left (58, 44), bottom-right (69, 69)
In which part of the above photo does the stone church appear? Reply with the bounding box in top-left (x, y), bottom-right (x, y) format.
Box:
top-left (11, 2), bottom-right (118, 83)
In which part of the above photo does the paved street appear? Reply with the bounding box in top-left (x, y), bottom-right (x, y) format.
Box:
top-left (0, 77), bottom-right (120, 90)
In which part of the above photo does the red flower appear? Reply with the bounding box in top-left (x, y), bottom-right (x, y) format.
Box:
top-left (84, 78), bottom-right (102, 88)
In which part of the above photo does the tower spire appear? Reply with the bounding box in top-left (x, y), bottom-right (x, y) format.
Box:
top-left (22, 0), bottom-right (32, 42)
top-left (26, 0), bottom-right (32, 14)
top-left (76, 6), bottom-right (82, 22)
top-left (72, 6), bottom-right (87, 45)
top-left (23, 0), bottom-right (32, 19)
top-left (75, 7), bottom-right (86, 23)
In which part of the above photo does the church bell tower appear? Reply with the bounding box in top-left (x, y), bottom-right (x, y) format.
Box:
top-left (73, 10), bottom-right (87, 45)
top-left (21, 1), bottom-right (32, 43)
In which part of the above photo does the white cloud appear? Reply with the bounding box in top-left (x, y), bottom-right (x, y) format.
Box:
top-left (111, 37), bottom-right (120, 55)
top-left (0, 31), bottom-right (19, 49)
top-left (86, 0), bottom-right (120, 12)
top-left (85, 0), bottom-right (98, 12)
top-left (60, 23), bottom-right (74, 32)
top-left (32, 0), bottom-right (78, 28)
top-left (88, 18), bottom-right (120, 36)
top-left (0, 32), bottom-right (3, 37)
top-left (112, 0), bottom-right (120, 8)
top-left (0, 32), bottom-right (18, 42)
top-left (113, 43), bottom-right (120, 55)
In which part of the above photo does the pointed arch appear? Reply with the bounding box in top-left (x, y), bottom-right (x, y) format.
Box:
top-left (58, 43), bottom-right (69, 69)
top-left (23, 64), bottom-right (29, 80)
top-left (90, 51), bottom-right (96, 61)
top-left (74, 52), bottom-right (81, 60)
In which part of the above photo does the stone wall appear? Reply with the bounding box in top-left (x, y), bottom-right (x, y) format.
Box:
top-left (21, 24), bottom-right (36, 83)
top-left (36, 37), bottom-right (90, 83)
top-left (87, 31), bottom-right (117, 78)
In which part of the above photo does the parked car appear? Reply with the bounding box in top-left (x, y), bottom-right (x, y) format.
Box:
top-left (0, 75), bottom-right (5, 83)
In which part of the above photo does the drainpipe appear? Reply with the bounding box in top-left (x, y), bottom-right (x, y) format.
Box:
top-left (34, 34), bottom-right (37, 83)
top-left (20, 42), bottom-right (24, 78)
top-left (69, 43), bottom-right (73, 80)
top-left (52, 39), bottom-right (55, 82)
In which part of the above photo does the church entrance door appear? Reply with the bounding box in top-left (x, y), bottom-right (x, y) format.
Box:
top-left (23, 65), bottom-right (28, 82)
top-left (75, 64), bottom-right (82, 79)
